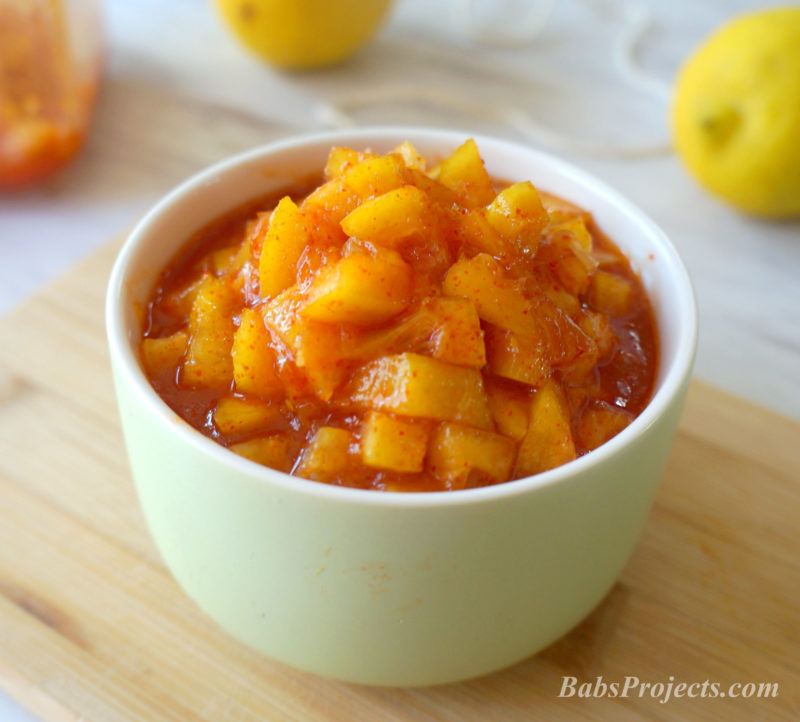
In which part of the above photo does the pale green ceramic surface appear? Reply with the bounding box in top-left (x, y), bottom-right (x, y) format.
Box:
top-left (107, 128), bottom-right (697, 686)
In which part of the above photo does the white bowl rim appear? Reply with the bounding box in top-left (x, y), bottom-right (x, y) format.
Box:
top-left (106, 125), bottom-right (698, 509)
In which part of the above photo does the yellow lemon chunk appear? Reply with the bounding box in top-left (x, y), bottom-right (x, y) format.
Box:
top-left (671, 7), bottom-right (800, 218)
top-left (215, 0), bottom-right (393, 70)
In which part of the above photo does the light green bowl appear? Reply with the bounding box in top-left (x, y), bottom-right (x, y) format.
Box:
top-left (106, 128), bottom-right (697, 686)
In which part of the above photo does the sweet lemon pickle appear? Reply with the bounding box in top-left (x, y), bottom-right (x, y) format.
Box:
top-left (140, 140), bottom-right (658, 491)
top-left (0, 0), bottom-right (102, 189)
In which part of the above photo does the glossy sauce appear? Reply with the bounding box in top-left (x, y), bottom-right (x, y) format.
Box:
top-left (141, 164), bottom-right (658, 492)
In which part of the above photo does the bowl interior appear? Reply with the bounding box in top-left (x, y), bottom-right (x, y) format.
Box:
top-left (107, 127), bottom-right (697, 502)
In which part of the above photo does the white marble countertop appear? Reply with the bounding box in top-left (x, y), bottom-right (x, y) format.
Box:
top-left (0, 0), bottom-right (798, 719)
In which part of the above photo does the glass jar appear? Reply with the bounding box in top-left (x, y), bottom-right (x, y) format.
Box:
top-left (0, 0), bottom-right (103, 190)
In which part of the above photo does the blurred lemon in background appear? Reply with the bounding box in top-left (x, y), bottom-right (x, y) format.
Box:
top-left (671, 6), bottom-right (800, 219)
top-left (215, 0), bottom-right (394, 70)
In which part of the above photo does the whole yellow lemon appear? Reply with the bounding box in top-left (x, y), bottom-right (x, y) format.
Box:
top-left (671, 6), bottom-right (800, 218)
top-left (215, 0), bottom-right (394, 70)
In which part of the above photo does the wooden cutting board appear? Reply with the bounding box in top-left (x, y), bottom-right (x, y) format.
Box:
top-left (0, 240), bottom-right (798, 722)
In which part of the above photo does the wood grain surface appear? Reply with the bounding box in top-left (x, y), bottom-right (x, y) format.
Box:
top-left (0, 241), bottom-right (797, 721)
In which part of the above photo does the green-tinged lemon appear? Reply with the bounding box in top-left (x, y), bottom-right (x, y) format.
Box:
top-left (215, 0), bottom-right (394, 70)
top-left (671, 7), bottom-right (800, 218)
